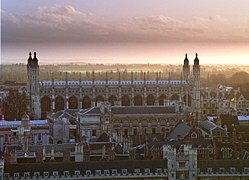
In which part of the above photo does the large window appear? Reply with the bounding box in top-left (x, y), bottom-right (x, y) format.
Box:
top-left (82, 96), bottom-right (91, 109)
top-left (55, 96), bottom-right (64, 111)
top-left (69, 96), bottom-right (78, 109)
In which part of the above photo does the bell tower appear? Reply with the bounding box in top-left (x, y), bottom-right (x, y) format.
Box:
top-left (27, 52), bottom-right (41, 119)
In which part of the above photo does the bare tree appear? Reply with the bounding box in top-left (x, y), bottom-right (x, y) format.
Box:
top-left (3, 89), bottom-right (28, 120)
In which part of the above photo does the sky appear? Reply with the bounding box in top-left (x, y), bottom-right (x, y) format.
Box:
top-left (1, 0), bottom-right (249, 65)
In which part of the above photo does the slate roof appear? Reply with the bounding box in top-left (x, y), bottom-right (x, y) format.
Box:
top-left (81, 106), bottom-right (176, 116)
top-left (111, 106), bottom-right (176, 115)
top-left (47, 110), bottom-right (77, 120)
top-left (166, 122), bottom-right (191, 140)
top-left (199, 121), bottom-right (217, 132)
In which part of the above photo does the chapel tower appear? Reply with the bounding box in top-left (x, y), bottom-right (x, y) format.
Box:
top-left (183, 53), bottom-right (190, 80)
top-left (27, 52), bottom-right (41, 119)
top-left (192, 53), bottom-right (201, 121)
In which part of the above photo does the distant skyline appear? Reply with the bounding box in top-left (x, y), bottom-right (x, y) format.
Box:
top-left (1, 0), bottom-right (249, 64)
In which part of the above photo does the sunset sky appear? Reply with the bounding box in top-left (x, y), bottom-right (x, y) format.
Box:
top-left (1, 0), bottom-right (249, 64)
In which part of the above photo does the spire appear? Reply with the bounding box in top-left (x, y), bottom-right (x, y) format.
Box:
top-left (28, 52), bottom-right (32, 64)
top-left (184, 53), bottom-right (189, 65)
top-left (105, 71), bottom-right (108, 84)
top-left (131, 72), bottom-right (133, 83)
top-left (194, 53), bottom-right (199, 65)
top-left (32, 52), bottom-right (38, 64)
top-left (92, 70), bottom-right (95, 82)
top-left (118, 71), bottom-right (121, 84)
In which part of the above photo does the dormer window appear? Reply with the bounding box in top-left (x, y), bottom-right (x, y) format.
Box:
top-left (191, 132), bottom-right (197, 139)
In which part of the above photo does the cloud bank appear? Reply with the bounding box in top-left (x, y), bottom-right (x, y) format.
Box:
top-left (2, 5), bottom-right (249, 43)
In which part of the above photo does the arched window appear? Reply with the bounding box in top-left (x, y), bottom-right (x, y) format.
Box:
top-left (121, 95), bottom-right (130, 106)
top-left (55, 96), bottom-right (64, 111)
top-left (171, 94), bottom-right (179, 101)
top-left (82, 96), bottom-right (91, 109)
top-left (95, 95), bottom-right (104, 106)
top-left (41, 96), bottom-right (51, 119)
top-left (183, 94), bottom-right (192, 106)
top-left (159, 94), bottom-right (167, 105)
top-left (108, 95), bottom-right (117, 106)
top-left (134, 95), bottom-right (143, 106)
top-left (69, 96), bottom-right (78, 109)
top-left (147, 94), bottom-right (155, 105)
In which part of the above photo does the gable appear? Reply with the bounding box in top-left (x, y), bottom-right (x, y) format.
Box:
top-left (183, 127), bottom-right (204, 140)
top-left (243, 151), bottom-right (249, 159)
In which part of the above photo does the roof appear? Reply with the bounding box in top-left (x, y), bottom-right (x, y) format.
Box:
top-left (166, 122), bottom-right (191, 140)
top-left (29, 143), bottom-right (76, 153)
top-left (199, 121), bottom-right (217, 132)
top-left (81, 106), bottom-right (176, 116)
top-left (47, 110), bottom-right (77, 120)
top-left (237, 116), bottom-right (249, 121)
top-left (207, 116), bottom-right (217, 121)
top-left (0, 120), bottom-right (48, 129)
top-left (112, 106), bottom-right (176, 115)
top-left (40, 80), bottom-right (189, 87)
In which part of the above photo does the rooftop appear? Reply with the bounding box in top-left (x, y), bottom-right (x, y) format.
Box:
top-left (40, 80), bottom-right (189, 87)
top-left (80, 106), bottom-right (176, 116)
top-left (0, 120), bottom-right (48, 129)
top-left (167, 122), bottom-right (191, 140)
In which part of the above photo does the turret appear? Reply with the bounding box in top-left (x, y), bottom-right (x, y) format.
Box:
top-left (194, 53), bottom-right (199, 66)
top-left (183, 53), bottom-right (190, 80)
top-left (21, 113), bottom-right (30, 130)
top-left (192, 53), bottom-right (201, 122)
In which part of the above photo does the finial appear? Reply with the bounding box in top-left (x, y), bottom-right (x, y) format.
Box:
top-left (29, 52), bottom-right (32, 58)
top-left (185, 53), bottom-right (187, 58)
top-left (34, 52), bottom-right (37, 58)
top-left (196, 53), bottom-right (198, 58)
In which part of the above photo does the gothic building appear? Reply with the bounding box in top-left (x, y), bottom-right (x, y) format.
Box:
top-left (26, 52), bottom-right (201, 120)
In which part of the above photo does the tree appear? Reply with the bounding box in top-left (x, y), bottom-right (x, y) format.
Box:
top-left (210, 73), bottom-right (227, 87)
top-left (3, 89), bottom-right (28, 120)
top-left (228, 71), bottom-right (249, 87)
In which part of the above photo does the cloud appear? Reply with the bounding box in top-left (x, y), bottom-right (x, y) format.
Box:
top-left (1, 6), bottom-right (249, 43)
top-left (2, 5), bottom-right (107, 43)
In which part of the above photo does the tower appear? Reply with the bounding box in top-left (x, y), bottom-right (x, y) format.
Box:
top-left (192, 53), bottom-right (201, 121)
top-left (19, 113), bottom-right (31, 154)
top-left (27, 52), bottom-right (41, 119)
top-left (183, 53), bottom-right (190, 80)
